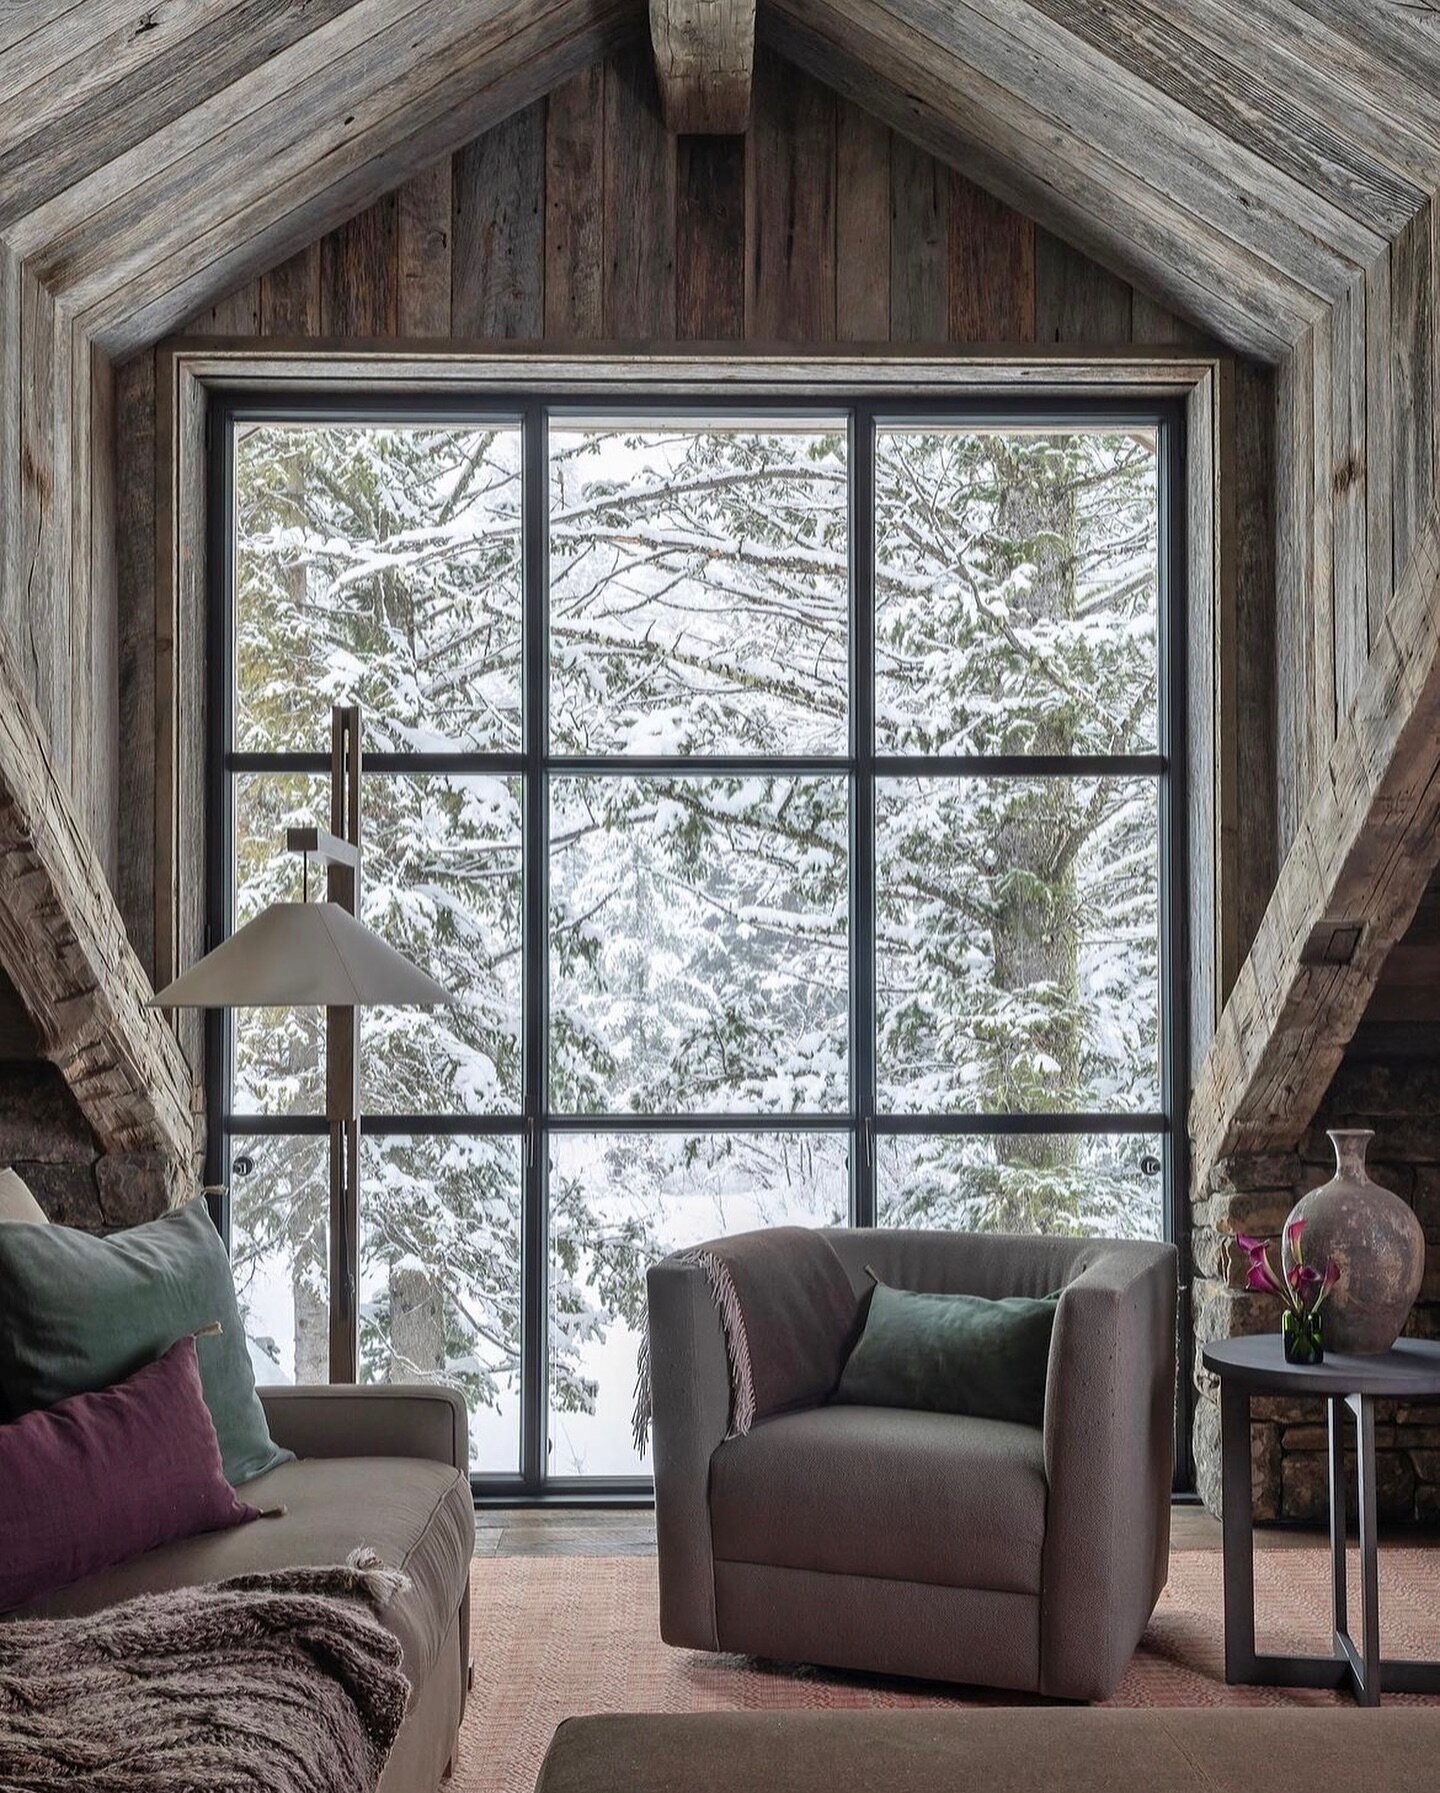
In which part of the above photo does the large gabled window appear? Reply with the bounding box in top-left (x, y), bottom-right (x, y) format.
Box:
top-left (211, 392), bottom-right (1185, 1495)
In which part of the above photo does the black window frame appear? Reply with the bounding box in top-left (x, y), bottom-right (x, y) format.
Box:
top-left (207, 387), bottom-right (1190, 1502)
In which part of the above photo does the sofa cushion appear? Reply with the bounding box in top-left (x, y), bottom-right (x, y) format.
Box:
top-left (0, 1201), bottom-right (290, 1486)
top-left (0, 1168), bottom-right (45, 1224)
top-left (4, 1455), bottom-right (471, 1692)
top-left (0, 1334), bottom-right (258, 1612)
top-left (710, 1404), bottom-right (1047, 1595)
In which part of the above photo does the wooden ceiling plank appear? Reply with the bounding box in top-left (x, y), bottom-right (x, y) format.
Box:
top-left (1190, 502), bottom-right (1440, 1181)
top-left (649, 0), bottom-right (757, 133)
top-left (84, 6), bottom-right (638, 355)
top-left (1291, 0), bottom-right (1440, 99)
top-left (1019, 0), bottom-right (1425, 237)
top-left (761, 3), bottom-right (1306, 356)
top-left (0, 241), bottom-right (19, 661)
top-left (6, 0), bottom-right (452, 263)
top-left (867, 0), bottom-right (1385, 288)
top-left (0, 0), bottom-right (88, 56)
top-left (1152, 0), bottom-right (1440, 188)
top-left (1392, 201), bottom-right (1436, 577)
top-left (0, 0), bottom-right (137, 105)
top-left (0, 0), bottom-right (359, 230)
top-left (31, 0), bottom-right (589, 306)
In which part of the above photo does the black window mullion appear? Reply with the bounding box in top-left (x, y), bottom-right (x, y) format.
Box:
top-left (521, 400), bottom-right (550, 1494)
top-left (1158, 409), bottom-right (1192, 1486)
top-left (212, 386), bottom-right (1188, 1501)
top-left (206, 400), bottom-right (237, 1244)
top-left (851, 406), bottom-right (877, 1229)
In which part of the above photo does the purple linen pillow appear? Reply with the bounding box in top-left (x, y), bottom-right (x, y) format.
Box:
top-left (0, 1332), bottom-right (259, 1612)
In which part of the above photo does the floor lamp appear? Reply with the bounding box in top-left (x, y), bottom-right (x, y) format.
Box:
top-left (151, 704), bottom-right (454, 1382)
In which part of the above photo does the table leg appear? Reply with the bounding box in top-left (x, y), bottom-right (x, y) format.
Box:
top-left (1220, 1377), bottom-right (1256, 1682)
top-left (1328, 1393), bottom-right (1348, 1643)
top-left (1353, 1393), bottom-right (1381, 1706)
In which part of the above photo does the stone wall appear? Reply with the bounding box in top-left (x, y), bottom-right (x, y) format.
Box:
top-left (1192, 1058), bottom-right (1440, 1522)
top-left (0, 963), bottom-right (181, 1230)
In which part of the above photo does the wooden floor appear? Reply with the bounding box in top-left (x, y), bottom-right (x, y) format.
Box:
top-left (476, 1507), bottom-right (659, 1558)
top-left (475, 1503), bottom-right (1440, 1558)
top-left (477, 1503), bottom-right (1230, 1558)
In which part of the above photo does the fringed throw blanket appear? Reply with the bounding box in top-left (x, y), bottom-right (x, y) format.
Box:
top-left (634, 1226), bottom-right (861, 1451)
top-left (0, 1550), bottom-right (410, 1793)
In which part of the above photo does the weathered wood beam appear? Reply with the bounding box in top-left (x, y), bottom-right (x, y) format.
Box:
top-left (649, 0), bottom-right (756, 133)
top-left (0, 619), bottom-right (193, 1173)
top-left (1190, 499), bottom-right (1440, 1186)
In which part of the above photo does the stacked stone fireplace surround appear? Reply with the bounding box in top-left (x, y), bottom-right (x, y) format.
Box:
top-left (0, 970), bottom-right (186, 1233)
top-left (1193, 1054), bottom-right (1440, 1522)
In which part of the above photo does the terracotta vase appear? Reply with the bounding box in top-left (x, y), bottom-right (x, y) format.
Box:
top-left (1282, 1130), bottom-right (1425, 1354)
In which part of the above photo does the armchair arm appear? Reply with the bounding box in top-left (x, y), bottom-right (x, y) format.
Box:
top-left (258, 1383), bottom-right (470, 1474)
top-left (646, 1258), bottom-right (732, 1650)
top-left (1039, 1241), bottom-right (1177, 1700)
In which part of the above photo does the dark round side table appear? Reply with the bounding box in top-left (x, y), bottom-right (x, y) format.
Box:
top-left (1202, 1333), bottom-right (1440, 1705)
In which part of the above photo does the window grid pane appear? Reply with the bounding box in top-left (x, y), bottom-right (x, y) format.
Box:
top-left (221, 401), bottom-right (1178, 1488)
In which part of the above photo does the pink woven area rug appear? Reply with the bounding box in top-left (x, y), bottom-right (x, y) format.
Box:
top-left (449, 1549), bottom-right (1440, 1793)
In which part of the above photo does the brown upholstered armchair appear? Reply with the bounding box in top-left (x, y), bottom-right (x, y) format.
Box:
top-left (646, 1228), bottom-right (1177, 1701)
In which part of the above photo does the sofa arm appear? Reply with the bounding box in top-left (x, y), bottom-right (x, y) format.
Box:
top-left (1039, 1241), bottom-right (1177, 1700)
top-left (647, 1258), bottom-right (732, 1650)
top-left (259, 1383), bottom-right (470, 1474)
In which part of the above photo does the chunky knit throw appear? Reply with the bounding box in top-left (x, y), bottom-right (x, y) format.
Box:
top-left (0, 1551), bottom-right (410, 1792)
top-left (633, 1227), bottom-right (860, 1452)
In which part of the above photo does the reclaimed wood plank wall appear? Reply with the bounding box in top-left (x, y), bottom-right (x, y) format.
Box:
top-left (178, 46), bottom-right (1190, 351)
top-left (1273, 205), bottom-right (1437, 855)
top-left (0, 250), bottom-right (121, 887)
top-left (116, 46), bottom-right (1276, 989)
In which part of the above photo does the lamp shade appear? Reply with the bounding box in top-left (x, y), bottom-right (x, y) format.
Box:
top-left (149, 903), bottom-right (455, 1009)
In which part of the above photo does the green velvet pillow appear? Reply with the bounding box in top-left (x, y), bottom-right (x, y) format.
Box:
top-left (833, 1280), bottom-right (1061, 1428)
top-left (0, 1200), bottom-right (291, 1486)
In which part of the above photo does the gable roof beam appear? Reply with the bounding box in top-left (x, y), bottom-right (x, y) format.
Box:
top-left (651, 0), bottom-right (757, 133)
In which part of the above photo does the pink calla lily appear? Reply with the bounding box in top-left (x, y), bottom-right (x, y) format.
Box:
top-left (1237, 1228), bottom-right (1342, 1317)
top-left (1243, 1248), bottom-right (1286, 1299)
top-left (1313, 1259), bottom-right (1342, 1313)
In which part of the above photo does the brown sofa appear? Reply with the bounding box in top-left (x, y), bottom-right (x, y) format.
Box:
top-left (647, 1228), bottom-right (1177, 1701)
top-left (8, 1383), bottom-right (475, 1792)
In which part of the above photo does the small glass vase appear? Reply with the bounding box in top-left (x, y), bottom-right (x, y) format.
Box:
top-left (1283, 1307), bottom-right (1324, 1366)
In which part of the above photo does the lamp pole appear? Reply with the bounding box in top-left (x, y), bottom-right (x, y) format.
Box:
top-left (284, 702), bottom-right (363, 1382)
top-left (154, 697), bottom-right (452, 1388)
top-left (327, 703), bottom-right (362, 1382)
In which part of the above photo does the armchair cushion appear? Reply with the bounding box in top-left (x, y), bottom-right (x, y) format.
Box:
top-left (834, 1282), bottom-right (1058, 1425)
top-left (710, 1404), bottom-right (1047, 1595)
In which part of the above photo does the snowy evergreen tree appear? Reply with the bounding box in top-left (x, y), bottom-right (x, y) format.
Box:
top-left (228, 417), bottom-right (1163, 1471)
